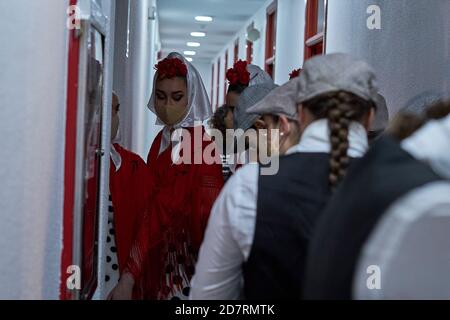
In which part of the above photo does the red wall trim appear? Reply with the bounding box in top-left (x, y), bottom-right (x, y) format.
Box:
top-left (216, 59), bottom-right (220, 108)
top-left (304, 0), bottom-right (325, 61)
top-left (223, 51), bottom-right (228, 104)
top-left (211, 63), bottom-right (215, 110)
top-left (265, 1), bottom-right (277, 77)
top-left (61, 0), bottom-right (80, 300)
top-left (234, 39), bottom-right (239, 64)
top-left (246, 40), bottom-right (253, 64)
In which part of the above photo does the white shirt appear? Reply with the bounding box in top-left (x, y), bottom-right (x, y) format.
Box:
top-left (110, 143), bottom-right (121, 172)
top-left (190, 119), bottom-right (369, 300)
top-left (354, 114), bottom-right (450, 299)
top-left (229, 149), bottom-right (252, 174)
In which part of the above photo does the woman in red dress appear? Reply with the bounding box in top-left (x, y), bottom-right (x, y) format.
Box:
top-left (108, 52), bottom-right (224, 300)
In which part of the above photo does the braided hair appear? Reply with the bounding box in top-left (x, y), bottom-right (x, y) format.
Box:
top-left (302, 91), bottom-right (375, 189)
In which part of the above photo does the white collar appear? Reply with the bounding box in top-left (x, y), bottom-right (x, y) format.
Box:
top-left (229, 149), bottom-right (254, 173)
top-left (402, 114), bottom-right (450, 179)
top-left (110, 144), bottom-right (122, 172)
top-left (285, 119), bottom-right (369, 157)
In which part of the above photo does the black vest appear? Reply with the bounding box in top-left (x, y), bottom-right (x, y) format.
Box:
top-left (303, 136), bottom-right (443, 300)
top-left (243, 152), bottom-right (334, 300)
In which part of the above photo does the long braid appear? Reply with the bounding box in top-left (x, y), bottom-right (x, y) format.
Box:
top-left (303, 91), bottom-right (374, 189)
top-left (327, 93), bottom-right (357, 188)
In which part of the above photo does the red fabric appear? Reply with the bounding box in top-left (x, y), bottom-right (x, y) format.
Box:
top-left (124, 126), bottom-right (224, 299)
top-left (155, 57), bottom-right (188, 79)
top-left (109, 144), bottom-right (152, 273)
top-left (226, 59), bottom-right (250, 86)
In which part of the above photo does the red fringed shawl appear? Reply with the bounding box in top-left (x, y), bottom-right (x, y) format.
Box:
top-left (124, 126), bottom-right (224, 299)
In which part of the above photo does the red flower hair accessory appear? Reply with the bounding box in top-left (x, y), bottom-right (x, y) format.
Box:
top-left (289, 68), bottom-right (302, 80)
top-left (226, 60), bottom-right (250, 86)
top-left (155, 57), bottom-right (188, 79)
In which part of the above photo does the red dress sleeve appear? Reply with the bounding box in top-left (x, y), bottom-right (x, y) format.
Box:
top-left (110, 144), bottom-right (152, 272)
top-left (123, 127), bottom-right (224, 299)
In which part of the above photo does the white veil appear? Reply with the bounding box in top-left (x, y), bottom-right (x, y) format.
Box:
top-left (147, 52), bottom-right (212, 154)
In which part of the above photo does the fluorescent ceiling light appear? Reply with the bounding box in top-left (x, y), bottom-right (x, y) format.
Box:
top-left (187, 42), bottom-right (201, 47)
top-left (191, 32), bottom-right (206, 37)
top-left (184, 50), bottom-right (196, 56)
top-left (186, 57), bottom-right (193, 62)
top-left (195, 16), bottom-right (213, 22)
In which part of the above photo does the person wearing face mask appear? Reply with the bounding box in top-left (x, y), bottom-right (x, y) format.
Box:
top-left (108, 53), bottom-right (224, 300)
top-left (105, 92), bottom-right (151, 297)
top-left (190, 53), bottom-right (379, 300)
top-left (223, 60), bottom-right (274, 172)
top-left (245, 79), bottom-right (302, 157)
top-left (230, 82), bottom-right (278, 171)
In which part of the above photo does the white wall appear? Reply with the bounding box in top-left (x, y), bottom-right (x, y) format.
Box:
top-left (0, 0), bottom-right (69, 299)
top-left (0, 0), bottom-right (117, 301)
top-left (211, 0), bottom-right (270, 108)
top-left (211, 61), bottom-right (218, 108)
top-left (211, 0), bottom-right (307, 107)
top-left (193, 61), bottom-right (212, 103)
top-left (211, 0), bottom-right (450, 116)
top-left (274, 0), bottom-right (306, 84)
top-left (90, 0), bottom-right (116, 301)
top-left (113, 0), bottom-right (161, 159)
top-left (326, 0), bottom-right (450, 116)
top-left (145, 1), bottom-right (163, 157)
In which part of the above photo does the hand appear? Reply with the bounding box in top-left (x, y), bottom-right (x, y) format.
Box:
top-left (107, 272), bottom-right (135, 300)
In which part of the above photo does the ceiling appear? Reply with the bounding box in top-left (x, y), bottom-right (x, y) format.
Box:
top-left (157, 0), bottom-right (268, 63)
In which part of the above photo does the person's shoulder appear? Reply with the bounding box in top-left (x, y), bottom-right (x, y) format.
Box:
top-left (153, 128), bottom-right (165, 142)
top-left (226, 163), bottom-right (259, 194)
top-left (391, 180), bottom-right (450, 220)
top-left (114, 143), bottom-right (146, 165)
top-left (214, 163), bottom-right (259, 235)
top-left (234, 162), bottom-right (259, 178)
top-left (355, 180), bottom-right (450, 299)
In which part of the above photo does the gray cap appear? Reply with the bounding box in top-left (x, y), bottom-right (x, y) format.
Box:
top-left (246, 79), bottom-right (299, 121)
top-left (247, 64), bottom-right (273, 86)
top-left (295, 53), bottom-right (380, 108)
top-left (234, 82), bottom-right (278, 131)
top-left (371, 93), bottom-right (389, 131)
